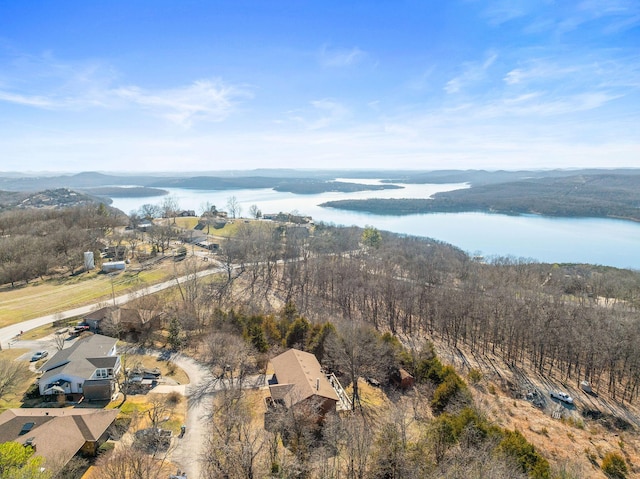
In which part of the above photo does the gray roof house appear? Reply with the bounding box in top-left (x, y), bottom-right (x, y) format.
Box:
top-left (38, 334), bottom-right (120, 401)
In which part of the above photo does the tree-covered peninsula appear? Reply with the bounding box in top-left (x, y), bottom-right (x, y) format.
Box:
top-left (321, 173), bottom-right (640, 222)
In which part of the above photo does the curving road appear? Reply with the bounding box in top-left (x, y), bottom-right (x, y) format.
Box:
top-left (0, 260), bottom-right (267, 478)
top-left (0, 265), bottom-right (234, 479)
top-left (0, 264), bottom-right (227, 350)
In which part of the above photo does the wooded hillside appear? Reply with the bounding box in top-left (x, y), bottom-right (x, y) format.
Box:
top-left (0, 204), bottom-right (125, 286)
top-left (321, 173), bottom-right (640, 221)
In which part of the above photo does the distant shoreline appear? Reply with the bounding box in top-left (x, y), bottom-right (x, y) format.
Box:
top-left (320, 173), bottom-right (640, 223)
top-left (80, 186), bottom-right (169, 198)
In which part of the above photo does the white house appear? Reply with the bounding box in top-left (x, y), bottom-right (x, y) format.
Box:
top-left (38, 334), bottom-right (120, 401)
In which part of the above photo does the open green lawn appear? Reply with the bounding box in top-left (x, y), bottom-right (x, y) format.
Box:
top-left (173, 216), bottom-right (199, 230)
top-left (0, 264), bottom-right (176, 329)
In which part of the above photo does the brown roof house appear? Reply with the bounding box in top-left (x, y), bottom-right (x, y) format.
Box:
top-left (0, 408), bottom-right (119, 472)
top-left (268, 349), bottom-right (339, 417)
top-left (84, 306), bottom-right (162, 340)
top-left (38, 334), bottom-right (120, 401)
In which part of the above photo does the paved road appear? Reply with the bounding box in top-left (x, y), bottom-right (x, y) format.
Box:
top-left (0, 264), bottom-right (227, 350)
top-left (0, 261), bottom-right (262, 478)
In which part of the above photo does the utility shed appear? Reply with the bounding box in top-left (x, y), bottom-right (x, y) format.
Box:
top-left (391, 368), bottom-right (415, 390)
top-left (269, 348), bottom-right (339, 415)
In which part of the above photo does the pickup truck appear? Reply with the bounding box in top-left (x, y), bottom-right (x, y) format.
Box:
top-left (70, 324), bottom-right (90, 335)
top-left (550, 391), bottom-right (574, 404)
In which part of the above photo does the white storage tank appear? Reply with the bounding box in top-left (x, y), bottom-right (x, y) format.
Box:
top-left (84, 251), bottom-right (95, 271)
top-left (102, 261), bottom-right (126, 273)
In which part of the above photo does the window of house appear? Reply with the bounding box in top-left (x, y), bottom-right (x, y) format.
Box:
top-left (96, 369), bottom-right (107, 379)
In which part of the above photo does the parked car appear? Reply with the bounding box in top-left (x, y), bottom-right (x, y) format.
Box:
top-left (550, 391), bottom-right (574, 404)
top-left (70, 324), bottom-right (90, 336)
top-left (30, 351), bottom-right (48, 362)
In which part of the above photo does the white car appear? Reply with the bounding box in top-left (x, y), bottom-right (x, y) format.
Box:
top-left (550, 391), bottom-right (574, 404)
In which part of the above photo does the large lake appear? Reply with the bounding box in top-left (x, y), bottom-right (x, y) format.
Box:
top-left (109, 180), bottom-right (640, 270)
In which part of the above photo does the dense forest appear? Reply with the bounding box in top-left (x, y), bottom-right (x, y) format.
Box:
top-left (149, 220), bottom-right (639, 477)
top-left (188, 308), bottom-right (553, 479)
top-left (321, 173), bottom-right (640, 221)
top-left (205, 222), bottom-right (640, 405)
top-left (0, 172), bottom-right (403, 194)
top-left (4, 205), bottom-right (637, 404)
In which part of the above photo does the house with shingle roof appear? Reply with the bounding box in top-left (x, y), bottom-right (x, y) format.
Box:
top-left (0, 408), bottom-right (119, 472)
top-left (38, 334), bottom-right (120, 401)
top-left (268, 348), bottom-right (339, 415)
top-left (84, 306), bottom-right (163, 340)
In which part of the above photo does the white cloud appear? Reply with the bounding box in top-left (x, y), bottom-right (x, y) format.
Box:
top-left (0, 91), bottom-right (56, 108)
top-left (481, 0), bottom-right (536, 25)
top-left (535, 0), bottom-right (640, 34)
top-left (482, 91), bottom-right (621, 117)
top-left (287, 99), bottom-right (350, 130)
top-left (0, 76), bottom-right (248, 127)
top-left (502, 56), bottom-right (640, 92)
top-left (0, 52), bottom-right (249, 127)
top-left (577, 0), bottom-right (640, 22)
top-left (479, 0), bottom-right (640, 35)
top-left (445, 52), bottom-right (498, 94)
top-left (319, 45), bottom-right (366, 67)
top-left (113, 80), bottom-right (249, 127)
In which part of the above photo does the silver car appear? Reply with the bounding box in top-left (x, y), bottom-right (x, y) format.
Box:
top-left (30, 351), bottom-right (48, 362)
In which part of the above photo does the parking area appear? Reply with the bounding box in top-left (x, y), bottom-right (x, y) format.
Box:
top-left (11, 333), bottom-right (79, 369)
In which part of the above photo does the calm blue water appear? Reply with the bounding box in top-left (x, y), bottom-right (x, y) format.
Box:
top-left (109, 181), bottom-right (640, 270)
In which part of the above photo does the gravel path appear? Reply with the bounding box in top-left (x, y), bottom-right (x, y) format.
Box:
top-left (166, 353), bottom-right (215, 479)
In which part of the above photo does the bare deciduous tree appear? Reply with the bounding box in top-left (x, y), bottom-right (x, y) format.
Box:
top-left (203, 332), bottom-right (256, 390)
top-left (161, 195), bottom-right (180, 222)
top-left (202, 389), bottom-right (266, 479)
top-left (226, 195), bottom-right (242, 219)
top-left (325, 323), bottom-right (395, 409)
top-left (248, 204), bottom-right (262, 219)
top-left (0, 357), bottom-right (29, 399)
top-left (92, 446), bottom-right (172, 479)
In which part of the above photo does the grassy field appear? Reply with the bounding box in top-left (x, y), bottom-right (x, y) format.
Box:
top-left (172, 216), bottom-right (199, 230)
top-left (0, 212), bottom-right (246, 330)
top-left (0, 261), bottom-right (178, 329)
top-left (0, 214), bottom-right (240, 333)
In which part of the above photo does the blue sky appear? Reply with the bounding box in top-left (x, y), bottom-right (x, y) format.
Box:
top-left (0, 0), bottom-right (638, 172)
